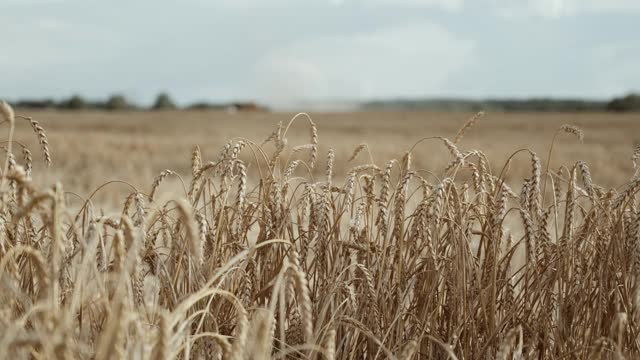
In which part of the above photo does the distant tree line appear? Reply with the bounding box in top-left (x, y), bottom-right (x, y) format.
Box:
top-left (362, 93), bottom-right (640, 112)
top-left (9, 92), bottom-right (266, 112)
top-left (606, 94), bottom-right (640, 112)
top-left (7, 92), bottom-right (640, 112)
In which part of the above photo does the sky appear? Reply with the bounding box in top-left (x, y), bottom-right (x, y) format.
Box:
top-left (1, 0), bottom-right (639, 107)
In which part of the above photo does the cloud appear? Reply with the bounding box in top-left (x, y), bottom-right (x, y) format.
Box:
top-left (343, 0), bottom-right (464, 11)
top-left (2, 0), bottom-right (637, 103)
top-left (254, 22), bottom-right (474, 105)
top-left (580, 0), bottom-right (640, 12)
top-left (493, 0), bottom-right (640, 18)
top-left (2, 16), bottom-right (119, 66)
top-left (2, 0), bottom-right (69, 4)
top-left (197, 0), bottom-right (463, 11)
top-left (34, 18), bottom-right (70, 30)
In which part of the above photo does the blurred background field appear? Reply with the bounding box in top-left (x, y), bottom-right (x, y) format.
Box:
top-left (13, 108), bottom-right (640, 208)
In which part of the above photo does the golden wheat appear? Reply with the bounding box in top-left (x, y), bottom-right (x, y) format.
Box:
top-left (2, 101), bottom-right (640, 359)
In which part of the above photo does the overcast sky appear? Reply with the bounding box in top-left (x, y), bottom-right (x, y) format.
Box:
top-left (1, 0), bottom-right (639, 107)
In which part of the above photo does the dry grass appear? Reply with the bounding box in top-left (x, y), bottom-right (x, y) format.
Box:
top-left (2, 104), bottom-right (640, 358)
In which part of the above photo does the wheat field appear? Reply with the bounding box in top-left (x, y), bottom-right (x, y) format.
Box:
top-left (15, 109), bottom-right (640, 203)
top-left (2, 103), bottom-right (640, 359)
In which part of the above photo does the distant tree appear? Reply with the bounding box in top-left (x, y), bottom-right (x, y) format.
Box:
top-left (186, 102), bottom-right (227, 111)
top-left (607, 93), bottom-right (640, 112)
top-left (15, 99), bottom-right (56, 109)
top-left (60, 95), bottom-right (86, 110)
top-left (152, 92), bottom-right (177, 110)
top-left (105, 94), bottom-right (131, 111)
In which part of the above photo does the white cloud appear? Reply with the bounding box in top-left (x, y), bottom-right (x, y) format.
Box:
top-left (35, 18), bottom-right (70, 31)
top-left (255, 22), bottom-right (474, 105)
top-left (199, 0), bottom-right (463, 11)
top-left (352, 0), bottom-right (464, 11)
top-left (582, 0), bottom-right (640, 12)
top-left (493, 0), bottom-right (640, 18)
top-left (2, 0), bottom-right (69, 4)
top-left (1, 16), bottom-right (119, 68)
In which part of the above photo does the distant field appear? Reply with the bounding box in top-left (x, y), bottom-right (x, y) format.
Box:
top-left (12, 109), bottom-right (640, 207)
